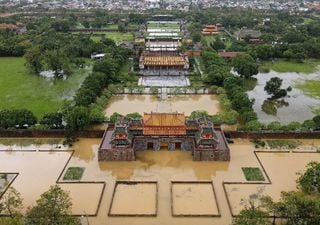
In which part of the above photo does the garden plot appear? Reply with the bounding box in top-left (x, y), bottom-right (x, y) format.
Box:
top-left (225, 151), bottom-right (320, 215)
top-left (0, 151), bottom-right (104, 216)
top-left (171, 181), bottom-right (219, 216)
top-left (109, 181), bottom-right (157, 216)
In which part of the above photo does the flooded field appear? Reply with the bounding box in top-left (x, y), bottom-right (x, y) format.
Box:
top-left (172, 182), bottom-right (219, 216)
top-left (104, 94), bottom-right (221, 116)
top-left (247, 69), bottom-right (320, 123)
top-left (109, 182), bottom-right (157, 216)
top-left (0, 138), bottom-right (320, 224)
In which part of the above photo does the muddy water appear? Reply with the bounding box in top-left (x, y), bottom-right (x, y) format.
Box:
top-left (110, 183), bottom-right (157, 215)
top-left (104, 95), bottom-right (221, 116)
top-left (1, 138), bottom-right (320, 225)
top-left (172, 183), bottom-right (219, 215)
top-left (247, 70), bottom-right (320, 124)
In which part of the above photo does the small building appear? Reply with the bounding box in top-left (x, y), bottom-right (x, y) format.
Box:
top-left (98, 113), bottom-right (230, 161)
top-left (202, 25), bottom-right (220, 35)
top-left (236, 28), bottom-right (262, 43)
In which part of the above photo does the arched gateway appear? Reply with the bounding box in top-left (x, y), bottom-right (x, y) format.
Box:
top-left (98, 112), bottom-right (230, 161)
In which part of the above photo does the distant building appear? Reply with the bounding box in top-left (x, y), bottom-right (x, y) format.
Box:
top-left (236, 28), bottom-right (261, 43)
top-left (98, 113), bottom-right (230, 161)
top-left (0, 23), bottom-right (26, 34)
top-left (202, 25), bottom-right (220, 35)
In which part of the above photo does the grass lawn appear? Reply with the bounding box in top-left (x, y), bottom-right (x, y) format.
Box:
top-left (295, 80), bottom-right (320, 99)
top-left (0, 57), bottom-right (91, 118)
top-left (242, 167), bottom-right (265, 181)
top-left (90, 32), bottom-right (135, 44)
top-left (63, 167), bottom-right (85, 180)
top-left (262, 59), bottom-right (320, 74)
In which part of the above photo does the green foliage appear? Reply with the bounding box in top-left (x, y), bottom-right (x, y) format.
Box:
top-left (232, 54), bottom-right (259, 78)
top-left (266, 140), bottom-right (301, 149)
top-left (40, 112), bottom-right (63, 129)
top-left (25, 185), bottom-right (81, 225)
top-left (110, 112), bottom-right (123, 123)
top-left (264, 77), bottom-right (288, 99)
top-left (189, 110), bottom-right (211, 119)
top-left (262, 191), bottom-right (320, 225)
top-left (233, 205), bottom-right (271, 225)
top-left (0, 109), bottom-right (37, 129)
top-left (126, 112), bottom-right (142, 119)
top-left (297, 161), bottom-right (320, 195)
top-left (64, 106), bottom-right (90, 143)
top-left (242, 167), bottom-right (265, 181)
top-left (241, 120), bottom-right (264, 131)
top-left (63, 167), bottom-right (85, 181)
top-left (0, 187), bottom-right (23, 225)
top-left (251, 139), bottom-right (266, 148)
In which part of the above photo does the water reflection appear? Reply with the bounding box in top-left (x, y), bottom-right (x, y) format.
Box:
top-left (247, 70), bottom-right (320, 124)
top-left (261, 99), bottom-right (289, 116)
top-left (105, 94), bottom-right (221, 116)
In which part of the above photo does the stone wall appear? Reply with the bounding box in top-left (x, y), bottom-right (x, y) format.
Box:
top-left (193, 149), bottom-right (230, 161)
top-left (98, 148), bottom-right (135, 161)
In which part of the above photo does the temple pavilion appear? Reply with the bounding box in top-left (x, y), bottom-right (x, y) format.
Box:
top-left (98, 113), bottom-right (230, 161)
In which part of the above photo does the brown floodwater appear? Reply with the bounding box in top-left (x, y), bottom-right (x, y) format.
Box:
top-left (1, 138), bottom-right (320, 225)
top-left (172, 183), bottom-right (219, 216)
top-left (109, 183), bottom-right (157, 215)
top-left (104, 94), bottom-right (221, 116)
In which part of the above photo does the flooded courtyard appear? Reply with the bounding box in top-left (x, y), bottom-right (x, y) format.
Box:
top-left (1, 138), bottom-right (320, 225)
top-left (247, 69), bottom-right (320, 123)
top-left (104, 94), bottom-right (221, 116)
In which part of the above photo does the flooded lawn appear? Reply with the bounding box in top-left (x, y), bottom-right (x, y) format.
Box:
top-left (109, 182), bottom-right (157, 216)
top-left (172, 182), bottom-right (219, 216)
top-left (1, 138), bottom-right (320, 225)
top-left (247, 69), bottom-right (320, 123)
top-left (225, 151), bottom-right (320, 215)
top-left (105, 94), bottom-right (221, 116)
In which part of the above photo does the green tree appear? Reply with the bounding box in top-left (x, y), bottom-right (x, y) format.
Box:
top-left (40, 112), bottom-right (63, 129)
top-left (264, 77), bottom-right (287, 99)
top-left (0, 187), bottom-right (23, 225)
top-left (118, 23), bottom-right (126, 32)
top-left (126, 112), bottom-right (142, 119)
top-left (44, 49), bottom-right (69, 77)
top-left (24, 46), bottom-right (43, 73)
top-left (64, 106), bottom-right (90, 143)
top-left (232, 54), bottom-right (259, 78)
top-left (297, 161), bottom-right (320, 195)
top-left (25, 185), bottom-right (80, 225)
top-left (211, 38), bottom-right (226, 51)
top-left (233, 202), bottom-right (271, 225)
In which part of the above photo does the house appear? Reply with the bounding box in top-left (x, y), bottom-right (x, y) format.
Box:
top-left (236, 28), bottom-right (262, 43)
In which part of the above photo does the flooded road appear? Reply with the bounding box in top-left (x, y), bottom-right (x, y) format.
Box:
top-left (105, 94), bottom-right (221, 116)
top-left (247, 70), bottom-right (320, 124)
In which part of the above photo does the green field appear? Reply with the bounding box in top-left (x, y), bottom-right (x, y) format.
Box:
top-left (90, 32), bottom-right (135, 44)
top-left (0, 57), bottom-right (91, 118)
top-left (296, 80), bottom-right (320, 99)
top-left (262, 59), bottom-right (320, 74)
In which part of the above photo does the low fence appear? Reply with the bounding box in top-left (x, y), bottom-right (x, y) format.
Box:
top-left (1, 129), bottom-right (320, 139)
